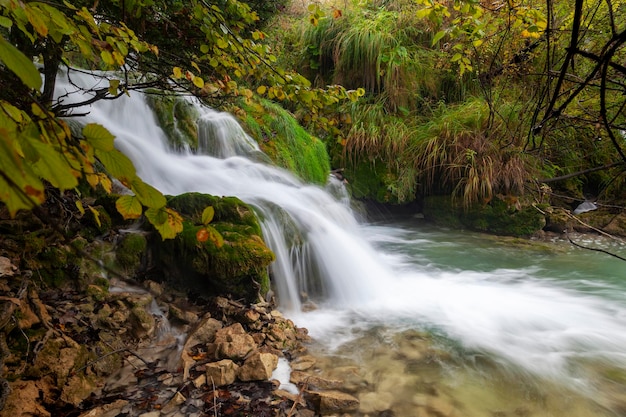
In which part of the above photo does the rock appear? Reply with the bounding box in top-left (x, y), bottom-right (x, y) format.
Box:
top-left (61, 374), bottom-right (99, 406)
top-left (274, 389), bottom-right (305, 406)
top-left (129, 305), bottom-right (156, 338)
top-left (3, 380), bottom-right (52, 417)
top-left (193, 373), bottom-right (207, 388)
top-left (237, 352), bottom-right (278, 381)
top-left (359, 391), bottom-right (394, 414)
top-left (181, 316), bottom-right (223, 378)
top-left (169, 304), bottom-right (199, 324)
top-left (290, 371), bottom-right (343, 390)
top-left (291, 355), bottom-right (317, 371)
top-left (206, 359), bottom-right (239, 386)
top-left (305, 390), bottom-right (360, 414)
top-left (161, 391), bottom-right (186, 414)
top-left (0, 256), bottom-right (16, 276)
top-left (213, 323), bottom-right (257, 361)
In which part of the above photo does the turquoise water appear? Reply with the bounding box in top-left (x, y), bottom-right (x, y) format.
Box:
top-left (293, 220), bottom-right (626, 416)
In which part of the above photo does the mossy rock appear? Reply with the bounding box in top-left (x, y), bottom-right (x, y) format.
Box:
top-left (343, 159), bottom-right (405, 204)
top-left (145, 91), bottom-right (199, 151)
top-left (151, 192), bottom-right (274, 302)
top-left (115, 233), bottom-right (147, 273)
top-left (423, 195), bottom-right (546, 237)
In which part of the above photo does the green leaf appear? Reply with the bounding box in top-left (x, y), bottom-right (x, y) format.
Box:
top-left (0, 36), bottom-right (42, 90)
top-left (83, 123), bottom-right (115, 151)
top-left (130, 177), bottom-right (166, 208)
top-left (108, 79), bottom-right (120, 96)
top-left (115, 195), bottom-right (143, 219)
top-left (95, 148), bottom-right (137, 183)
top-left (432, 30), bottom-right (446, 46)
top-left (205, 224), bottom-right (224, 248)
top-left (145, 207), bottom-right (183, 240)
top-left (29, 140), bottom-right (79, 190)
top-left (451, 53), bottom-right (462, 62)
top-left (0, 16), bottom-right (12, 28)
top-left (201, 206), bottom-right (215, 225)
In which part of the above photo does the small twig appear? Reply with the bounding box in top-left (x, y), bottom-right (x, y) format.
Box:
top-left (566, 232), bottom-right (626, 261)
top-left (286, 380), bottom-right (308, 417)
top-left (210, 376), bottom-right (218, 417)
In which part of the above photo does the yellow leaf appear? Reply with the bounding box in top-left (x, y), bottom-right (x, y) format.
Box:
top-left (172, 66), bottom-right (182, 79)
top-left (191, 61), bottom-right (201, 73)
top-left (193, 76), bottom-right (204, 88)
top-left (256, 85), bottom-right (267, 95)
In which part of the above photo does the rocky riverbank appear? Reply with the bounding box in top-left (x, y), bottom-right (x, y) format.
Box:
top-left (0, 259), bottom-right (366, 417)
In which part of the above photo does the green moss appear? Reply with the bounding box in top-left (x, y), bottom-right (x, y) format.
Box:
top-left (344, 159), bottom-right (402, 204)
top-left (115, 233), bottom-right (147, 273)
top-left (145, 91), bottom-right (199, 151)
top-left (237, 99), bottom-right (331, 185)
top-left (423, 195), bottom-right (546, 237)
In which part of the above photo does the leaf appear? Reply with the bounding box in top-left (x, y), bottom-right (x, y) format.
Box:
top-left (332, 9), bottom-right (342, 19)
top-left (193, 76), bottom-right (204, 88)
top-left (29, 140), bottom-right (79, 190)
top-left (95, 148), bottom-right (137, 183)
top-left (451, 53), bottom-right (462, 62)
top-left (0, 16), bottom-right (13, 28)
top-left (108, 79), bottom-right (120, 95)
top-left (256, 85), bottom-right (267, 95)
top-left (205, 225), bottom-right (224, 248)
top-left (196, 227), bottom-right (210, 242)
top-left (201, 206), bottom-right (215, 225)
top-left (130, 177), bottom-right (166, 208)
top-left (100, 50), bottom-right (115, 66)
top-left (172, 66), bottom-right (182, 78)
top-left (145, 207), bottom-right (183, 240)
top-left (0, 36), bottom-right (42, 90)
top-left (432, 30), bottom-right (446, 46)
top-left (75, 200), bottom-right (85, 215)
top-left (83, 123), bottom-right (115, 151)
top-left (115, 195), bottom-right (143, 219)
top-left (88, 205), bottom-right (101, 228)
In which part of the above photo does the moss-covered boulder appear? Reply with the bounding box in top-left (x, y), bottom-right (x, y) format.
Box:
top-left (151, 193), bottom-right (275, 302)
top-left (423, 195), bottom-right (546, 237)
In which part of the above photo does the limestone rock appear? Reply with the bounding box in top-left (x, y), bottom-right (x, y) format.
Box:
top-left (213, 323), bottom-right (257, 360)
top-left (291, 355), bottom-right (316, 371)
top-left (3, 380), bottom-right (52, 417)
top-left (290, 371), bottom-right (343, 390)
top-left (237, 352), bottom-right (278, 381)
top-left (359, 391), bottom-right (394, 414)
top-left (305, 390), bottom-right (360, 414)
top-left (206, 359), bottom-right (239, 386)
top-left (181, 315), bottom-right (223, 378)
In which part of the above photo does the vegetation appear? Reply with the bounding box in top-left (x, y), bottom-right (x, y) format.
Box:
top-left (261, 0), bottom-right (626, 223)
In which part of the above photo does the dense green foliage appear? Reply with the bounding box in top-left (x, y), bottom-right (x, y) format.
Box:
top-left (265, 0), bottom-right (626, 213)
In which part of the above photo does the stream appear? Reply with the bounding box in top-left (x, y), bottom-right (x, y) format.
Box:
top-left (292, 223), bottom-right (626, 416)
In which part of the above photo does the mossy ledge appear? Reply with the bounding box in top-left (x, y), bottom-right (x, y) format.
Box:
top-left (423, 195), bottom-right (546, 237)
top-left (237, 98), bottom-right (331, 185)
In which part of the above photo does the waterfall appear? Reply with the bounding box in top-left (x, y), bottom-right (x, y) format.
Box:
top-left (55, 71), bottom-right (386, 312)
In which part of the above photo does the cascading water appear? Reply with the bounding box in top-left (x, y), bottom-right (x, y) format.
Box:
top-left (56, 71), bottom-right (626, 415)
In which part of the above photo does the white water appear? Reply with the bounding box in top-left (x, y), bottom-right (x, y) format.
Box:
top-left (56, 72), bottom-right (626, 402)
